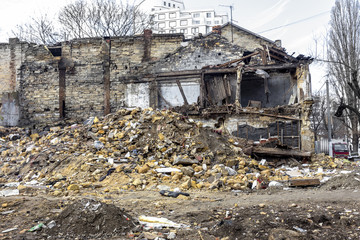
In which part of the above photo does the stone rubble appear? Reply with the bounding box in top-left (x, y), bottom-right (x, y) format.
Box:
top-left (0, 108), bottom-right (357, 197)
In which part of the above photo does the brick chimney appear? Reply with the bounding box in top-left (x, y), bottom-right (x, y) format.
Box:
top-left (143, 29), bottom-right (152, 62)
top-left (143, 29), bottom-right (153, 39)
top-left (212, 25), bottom-right (222, 35)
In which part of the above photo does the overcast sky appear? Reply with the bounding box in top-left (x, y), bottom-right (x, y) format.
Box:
top-left (0, 0), bottom-right (336, 89)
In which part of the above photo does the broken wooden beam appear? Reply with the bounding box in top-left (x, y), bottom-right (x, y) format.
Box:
top-left (290, 178), bottom-right (320, 187)
top-left (217, 51), bottom-right (260, 68)
top-left (253, 147), bottom-right (311, 158)
top-left (176, 79), bottom-right (189, 105)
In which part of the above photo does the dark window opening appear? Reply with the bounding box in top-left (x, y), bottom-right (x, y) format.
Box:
top-left (124, 65), bottom-right (128, 70)
top-left (218, 53), bottom-right (221, 56)
top-left (198, 55), bottom-right (201, 58)
top-left (243, 51), bottom-right (252, 65)
top-left (48, 47), bottom-right (62, 57)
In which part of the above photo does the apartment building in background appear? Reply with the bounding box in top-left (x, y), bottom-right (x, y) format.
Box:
top-left (149, 0), bottom-right (228, 38)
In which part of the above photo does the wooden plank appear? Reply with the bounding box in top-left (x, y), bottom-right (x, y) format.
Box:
top-left (176, 79), bottom-right (189, 105)
top-left (290, 179), bottom-right (320, 187)
top-left (217, 51), bottom-right (260, 68)
top-left (253, 147), bottom-right (311, 158)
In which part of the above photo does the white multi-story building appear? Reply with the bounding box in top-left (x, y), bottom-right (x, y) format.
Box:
top-left (149, 0), bottom-right (228, 39)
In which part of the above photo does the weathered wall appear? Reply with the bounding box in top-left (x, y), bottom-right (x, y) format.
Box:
top-left (16, 34), bottom-right (185, 123)
top-left (148, 35), bottom-right (244, 73)
top-left (221, 24), bottom-right (276, 51)
top-left (0, 39), bottom-right (31, 126)
top-left (19, 43), bottom-right (59, 124)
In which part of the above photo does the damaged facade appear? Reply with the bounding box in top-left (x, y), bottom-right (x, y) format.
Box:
top-left (0, 23), bottom-right (314, 152)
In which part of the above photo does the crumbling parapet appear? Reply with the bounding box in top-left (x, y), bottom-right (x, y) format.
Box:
top-left (300, 99), bottom-right (315, 152)
top-left (296, 64), bottom-right (312, 102)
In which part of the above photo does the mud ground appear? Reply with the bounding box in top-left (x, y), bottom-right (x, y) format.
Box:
top-left (1, 182), bottom-right (360, 240)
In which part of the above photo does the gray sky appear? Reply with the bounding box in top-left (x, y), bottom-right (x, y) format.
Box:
top-left (0, 0), bottom-right (336, 89)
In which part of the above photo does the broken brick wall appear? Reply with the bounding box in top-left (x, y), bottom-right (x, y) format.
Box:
top-left (13, 34), bottom-right (184, 125)
top-left (18, 43), bottom-right (60, 125)
top-left (0, 38), bottom-right (31, 126)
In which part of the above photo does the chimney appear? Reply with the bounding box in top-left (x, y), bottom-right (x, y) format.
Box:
top-left (275, 40), bottom-right (282, 47)
top-left (212, 25), bottom-right (222, 35)
top-left (143, 29), bottom-right (153, 40)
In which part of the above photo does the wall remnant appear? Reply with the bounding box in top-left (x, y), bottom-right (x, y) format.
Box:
top-left (0, 23), bottom-right (314, 152)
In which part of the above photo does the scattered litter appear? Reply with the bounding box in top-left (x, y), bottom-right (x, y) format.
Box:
top-left (155, 168), bottom-right (181, 173)
top-left (138, 215), bottom-right (189, 229)
top-left (293, 226), bottom-right (307, 233)
top-left (28, 223), bottom-right (44, 232)
top-left (0, 189), bottom-right (20, 197)
top-left (159, 190), bottom-right (190, 198)
top-left (1, 228), bottom-right (18, 233)
top-left (1, 210), bottom-right (15, 215)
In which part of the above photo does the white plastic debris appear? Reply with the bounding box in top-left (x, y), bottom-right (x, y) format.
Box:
top-left (0, 189), bottom-right (20, 197)
top-left (1, 228), bottom-right (18, 233)
top-left (155, 168), bottom-right (181, 173)
top-left (138, 216), bottom-right (189, 229)
top-left (259, 159), bottom-right (267, 165)
top-left (225, 166), bottom-right (237, 176)
top-left (157, 185), bottom-right (171, 191)
top-left (293, 226), bottom-right (307, 233)
top-left (268, 181), bottom-right (283, 187)
top-left (4, 182), bottom-right (20, 188)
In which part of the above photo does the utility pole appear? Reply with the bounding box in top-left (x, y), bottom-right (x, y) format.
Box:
top-left (219, 4), bottom-right (234, 42)
top-left (326, 79), bottom-right (333, 156)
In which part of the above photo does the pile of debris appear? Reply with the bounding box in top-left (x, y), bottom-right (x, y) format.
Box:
top-left (0, 108), bottom-right (356, 196)
top-left (45, 199), bottom-right (137, 239)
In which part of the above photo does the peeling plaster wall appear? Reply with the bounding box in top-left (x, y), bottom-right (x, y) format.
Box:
top-left (158, 80), bottom-right (200, 108)
top-left (0, 39), bottom-right (31, 126)
top-left (125, 83), bottom-right (150, 108)
top-left (0, 93), bottom-right (20, 126)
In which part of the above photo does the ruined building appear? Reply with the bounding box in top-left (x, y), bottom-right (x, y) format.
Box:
top-left (0, 23), bottom-right (314, 152)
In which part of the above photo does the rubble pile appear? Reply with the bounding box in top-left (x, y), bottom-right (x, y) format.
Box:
top-left (45, 199), bottom-right (136, 239)
top-left (0, 108), bottom-right (357, 196)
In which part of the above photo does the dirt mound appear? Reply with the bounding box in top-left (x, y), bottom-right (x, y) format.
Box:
top-left (320, 171), bottom-right (360, 190)
top-left (45, 199), bottom-right (136, 239)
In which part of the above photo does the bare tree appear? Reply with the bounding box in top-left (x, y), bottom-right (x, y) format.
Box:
top-left (327, 0), bottom-right (360, 153)
top-left (12, 14), bottom-right (61, 45)
top-left (58, 0), bottom-right (151, 39)
top-left (12, 0), bottom-right (151, 44)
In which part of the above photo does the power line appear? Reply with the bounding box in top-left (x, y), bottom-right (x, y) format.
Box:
top-left (258, 10), bottom-right (330, 34)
